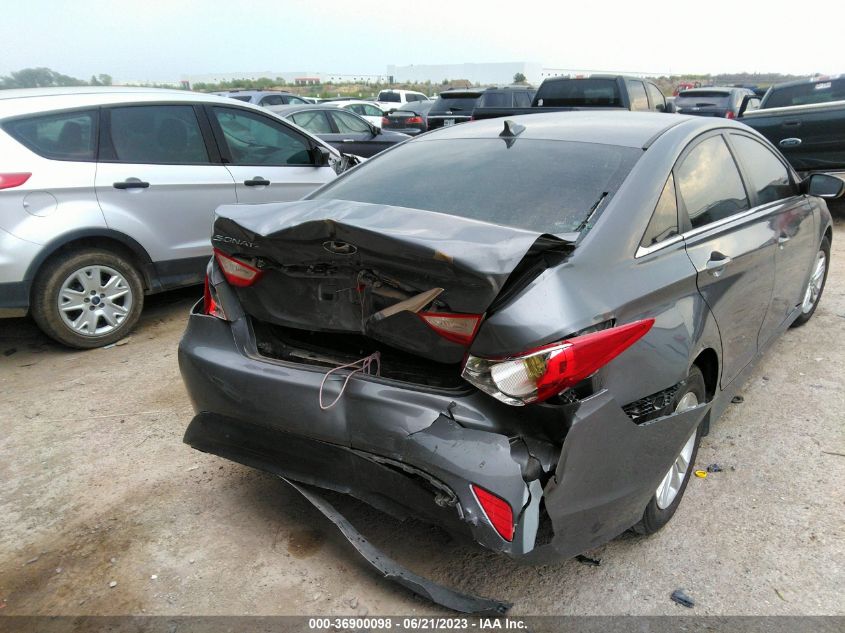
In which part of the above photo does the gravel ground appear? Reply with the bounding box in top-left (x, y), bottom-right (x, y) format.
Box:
top-left (1, 207), bottom-right (843, 617)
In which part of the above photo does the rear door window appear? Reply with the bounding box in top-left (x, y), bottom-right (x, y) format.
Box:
top-left (105, 105), bottom-right (208, 164)
top-left (259, 95), bottom-right (284, 106)
top-left (676, 135), bottom-right (749, 228)
top-left (729, 134), bottom-right (794, 205)
top-left (3, 109), bottom-right (97, 161)
top-left (212, 106), bottom-right (313, 166)
top-left (362, 104), bottom-right (383, 116)
top-left (514, 91), bottom-right (533, 107)
top-left (646, 83), bottom-right (666, 111)
top-left (626, 80), bottom-right (649, 111)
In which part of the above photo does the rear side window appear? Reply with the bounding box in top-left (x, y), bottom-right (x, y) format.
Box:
top-left (641, 174), bottom-right (679, 248)
top-left (331, 111), bottom-right (370, 133)
top-left (311, 138), bottom-right (641, 234)
top-left (676, 135), bottom-right (749, 228)
top-left (3, 109), bottom-right (97, 161)
top-left (729, 134), bottom-right (794, 205)
top-left (362, 104), bottom-right (382, 116)
top-left (626, 80), bottom-right (649, 111)
top-left (514, 91), bottom-right (533, 107)
top-left (764, 78), bottom-right (845, 107)
top-left (536, 79), bottom-right (622, 107)
top-left (287, 96), bottom-right (308, 105)
top-left (105, 105), bottom-right (208, 164)
top-left (480, 92), bottom-right (510, 107)
top-left (260, 95), bottom-right (284, 106)
top-left (290, 111), bottom-right (333, 134)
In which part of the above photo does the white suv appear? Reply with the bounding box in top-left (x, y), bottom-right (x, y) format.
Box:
top-left (375, 89), bottom-right (430, 113)
top-left (0, 87), bottom-right (348, 348)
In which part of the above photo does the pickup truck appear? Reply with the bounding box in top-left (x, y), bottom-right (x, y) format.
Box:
top-left (739, 75), bottom-right (845, 178)
top-left (470, 75), bottom-right (672, 121)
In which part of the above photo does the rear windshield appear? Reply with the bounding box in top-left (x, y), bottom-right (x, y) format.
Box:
top-left (430, 95), bottom-right (481, 114)
top-left (310, 139), bottom-right (641, 234)
top-left (763, 78), bottom-right (845, 108)
top-left (479, 92), bottom-right (512, 107)
top-left (378, 91), bottom-right (401, 102)
top-left (536, 79), bottom-right (622, 107)
top-left (675, 91), bottom-right (731, 107)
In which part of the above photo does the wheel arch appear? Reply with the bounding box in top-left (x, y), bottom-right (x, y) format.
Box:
top-left (25, 229), bottom-right (157, 294)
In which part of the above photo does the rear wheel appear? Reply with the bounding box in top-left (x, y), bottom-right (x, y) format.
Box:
top-left (632, 366), bottom-right (705, 535)
top-left (31, 248), bottom-right (144, 349)
top-left (791, 236), bottom-right (830, 327)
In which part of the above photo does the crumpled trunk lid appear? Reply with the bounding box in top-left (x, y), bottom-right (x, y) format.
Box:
top-left (213, 199), bottom-right (571, 363)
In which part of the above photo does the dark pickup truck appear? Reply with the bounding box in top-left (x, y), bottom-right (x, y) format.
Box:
top-left (471, 75), bottom-right (672, 121)
top-left (740, 75), bottom-right (845, 178)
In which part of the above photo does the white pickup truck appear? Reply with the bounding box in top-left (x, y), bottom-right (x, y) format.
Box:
top-left (375, 89), bottom-right (430, 113)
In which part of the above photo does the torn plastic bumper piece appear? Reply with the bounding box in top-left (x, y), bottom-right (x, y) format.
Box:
top-left (282, 477), bottom-right (511, 616)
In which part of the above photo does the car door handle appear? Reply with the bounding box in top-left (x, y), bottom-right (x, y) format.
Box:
top-left (341, 139), bottom-right (355, 143)
top-left (782, 120), bottom-right (801, 127)
top-left (113, 179), bottom-right (149, 190)
top-left (244, 177), bottom-right (270, 187)
top-left (705, 252), bottom-right (732, 275)
top-left (779, 137), bottom-right (802, 148)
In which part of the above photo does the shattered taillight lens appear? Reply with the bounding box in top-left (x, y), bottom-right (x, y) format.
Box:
top-left (202, 275), bottom-right (227, 320)
top-left (462, 319), bottom-right (655, 406)
top-left (213, 248), bottom-right (263, 287)
top-left (419, 312), bottom-right (481, 346)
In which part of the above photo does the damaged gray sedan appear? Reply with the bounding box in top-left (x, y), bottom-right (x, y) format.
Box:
top-left (180, 112), bottom-right (839, 564)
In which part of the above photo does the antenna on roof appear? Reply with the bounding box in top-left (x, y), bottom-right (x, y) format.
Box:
top-left (499, 120), bottom-right (525, 138)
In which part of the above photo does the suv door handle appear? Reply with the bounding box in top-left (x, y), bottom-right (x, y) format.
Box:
top-left (244, 177), bottom-right (270, 187)
top-left (705, 252), bottom-right (732, 275)
top-left (342, 139), bottom-right (355, 143)
top-left (113, 179), bottom-right (150, 190)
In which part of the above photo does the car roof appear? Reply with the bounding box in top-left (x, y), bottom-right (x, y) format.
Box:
top-left (438, 88), bottom-right (484, 97)
top-left (215, 89), bottom-right (297, 96)
top-left (677, 87), bottom-right (737, 95)
top-left (0, 86), bottom-right (244, 118)
top-left (419, 111), bottom-right (736, 148)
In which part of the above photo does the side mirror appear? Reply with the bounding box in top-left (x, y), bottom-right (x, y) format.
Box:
top-left (372, 125), bottom-right (381, 136)
top-left (313, 145), bottom-right (331, 167)
top-left (805, 173), bottom-right (845, 199)
top-left (664, 101), bottom-right (677, 114)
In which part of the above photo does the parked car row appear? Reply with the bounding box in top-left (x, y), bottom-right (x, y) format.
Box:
top-left (0, 87), bottom-right (358, 347)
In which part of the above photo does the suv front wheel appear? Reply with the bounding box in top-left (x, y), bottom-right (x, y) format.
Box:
top-left (31, 248), bottom-right (144, 348)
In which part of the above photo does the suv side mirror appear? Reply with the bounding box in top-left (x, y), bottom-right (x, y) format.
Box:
top-left (664, 101), bottom-right (677, 114)
top-left (805, 173), bottom-right (845, 199)
top-left (313, 145), bottom-right (331, 167)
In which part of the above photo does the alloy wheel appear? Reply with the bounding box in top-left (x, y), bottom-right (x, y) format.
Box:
top-left (57, 265), bottom-right (134, 337)
top-left (655, 392), bottom-right (699, 510)
top-left (801, 250), bottom-right (827, 314)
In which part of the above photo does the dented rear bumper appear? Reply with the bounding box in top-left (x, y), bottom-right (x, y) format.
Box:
top-left (180, 308), bottom-right (710, 563)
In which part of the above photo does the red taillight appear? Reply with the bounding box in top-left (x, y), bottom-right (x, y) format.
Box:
top-left (419, 312), bottom-right (481, 346)
top-left (405, 116), bottom-right (423, 125)
top-left (471, 485), bottom-right (513, 541)
top-left (462, 319), bottom-right (655, 405)
top-left (202, 275), bottom-right (227, 320)
top-left (213, 248), bottom-right (263, 287)
top-left (726, 111), bottom-right (736, 119)
top-left (0, 173), bottom-right (31, 190)
top-left (381, 117), bottom-right (390, 127)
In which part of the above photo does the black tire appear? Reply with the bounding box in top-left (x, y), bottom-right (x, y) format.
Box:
top-left (632, 366), bottom-right (706, 535)
top-left (30, 248), bottom-right (144, 349)
top-left (790, 236), bottom-right (830, 328)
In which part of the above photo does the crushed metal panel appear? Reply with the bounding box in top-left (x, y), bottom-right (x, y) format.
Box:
top-left (282, 477), bottom-right (511, 616)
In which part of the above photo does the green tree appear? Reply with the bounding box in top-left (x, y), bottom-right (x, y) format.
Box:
top-left (513, 72), bottom-right (527, 84)
top-left (0, 67), bottom-right (87, 89)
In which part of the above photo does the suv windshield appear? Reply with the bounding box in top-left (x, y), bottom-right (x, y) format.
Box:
top-left (430, 94), bottom-right (482, 113)
top-left (763, 78), bottom-right (845, 108)
top-left (378, 91), bottom-right (401, 102)
top-left (537, 79), bottom-right (622, 107)
top-left (310, 139), bottom-right (640, 233)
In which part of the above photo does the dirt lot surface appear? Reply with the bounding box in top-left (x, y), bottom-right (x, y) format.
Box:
top-left (1, 209), bottom-right (844, 618)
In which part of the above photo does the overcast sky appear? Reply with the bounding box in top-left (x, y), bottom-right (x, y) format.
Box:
top-left (2, 0), bottom-right (840, 81)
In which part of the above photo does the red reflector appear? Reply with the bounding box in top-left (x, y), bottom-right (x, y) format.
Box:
top-left (213, 248), bottom-right (263, 287)
top-left (471, 485), bottom-right (513, 541)
top-left (0, 172), bottom-right (31, 190)
top-left (202, 275), bottom-right (226, 319)
top-left (419, 312), bottom-right (481, 346)
top-left (726, 111), bottom-right (736, 119)
top-left (405, 116), bottom-right (423, 125)
top-left (381, 116), bottom-right (390, 127)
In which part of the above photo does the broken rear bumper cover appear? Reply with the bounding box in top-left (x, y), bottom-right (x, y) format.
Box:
top-left (180, 310), bottom-right (711, 563)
